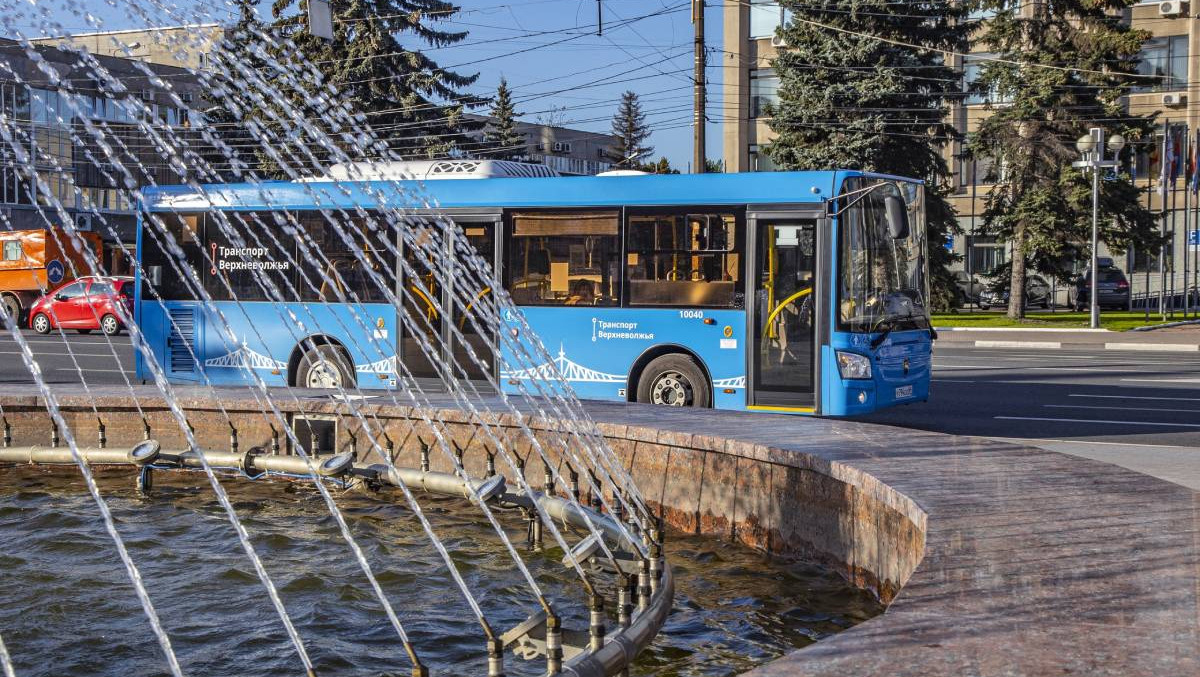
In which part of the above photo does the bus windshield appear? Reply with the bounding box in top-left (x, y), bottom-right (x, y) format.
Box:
top-left (837, 178), bottom-right (929, 333)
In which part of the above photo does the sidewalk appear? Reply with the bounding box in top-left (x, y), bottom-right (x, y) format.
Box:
top-left (935, 324), bottom-right (1200, 350)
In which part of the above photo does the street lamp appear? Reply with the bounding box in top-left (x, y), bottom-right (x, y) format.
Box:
top-left (1072, 127), bottom-right (1124, 329)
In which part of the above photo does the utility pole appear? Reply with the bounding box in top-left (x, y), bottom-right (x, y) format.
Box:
top-left (692, 0), bottom-right (706, 174)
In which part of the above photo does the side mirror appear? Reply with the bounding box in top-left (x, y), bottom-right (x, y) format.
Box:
top-left (53, 294), bottom-right (67, 302)
top-left (884, 195), bottom-right (910, 240)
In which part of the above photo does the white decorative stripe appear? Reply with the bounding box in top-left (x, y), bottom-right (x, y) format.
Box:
top-left (712, 376), bottom-right (746, 389)
top-left (356, 355), bottom-right (399, 374)
top-left (502, 345), bottom-right (746, 389)
top-left (205, 343), bottom-right (287, 371)
top-left (502, 345), bottom-right (625, 383)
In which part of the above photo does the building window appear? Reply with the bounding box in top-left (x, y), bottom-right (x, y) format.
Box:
top-left (749, 0), bottom-right (792, 39)
top-left (963, 54), bottom-right (1010, 105)
top-left (967, 236), bottom-right (1007, 276)
top-left (750, 68), bottom-right (780, 118)
top-left (1135, 35), bottom-right (1188, 92)
top-left (748, 145), bottom-right (778, 172)
top-left (625, 211), bottom-right (742, 308)
top-left (506, 210), bottom-right (620, 306)
top-left (968, 0), bottom-right (1019, 22)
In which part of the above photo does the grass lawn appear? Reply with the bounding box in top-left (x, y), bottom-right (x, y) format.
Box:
top-left (930, 310), bottom-right (1191, 331)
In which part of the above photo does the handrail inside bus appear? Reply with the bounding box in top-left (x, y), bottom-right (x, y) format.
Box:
top-left (765, 287), bottom-right (813, 337)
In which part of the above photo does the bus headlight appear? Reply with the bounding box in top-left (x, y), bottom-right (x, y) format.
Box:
top-left (836, 351), bottom-right (872, 380)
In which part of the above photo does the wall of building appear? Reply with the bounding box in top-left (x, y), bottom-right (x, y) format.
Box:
top-left (0, 39), bottom-right (205, 267)
top-left (30, 25), bottom-right (223, 71)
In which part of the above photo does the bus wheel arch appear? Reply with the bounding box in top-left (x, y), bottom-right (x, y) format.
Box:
top-left (290, 335), bottom-right (356, 389)
top-left (628, 346), bottom-right (712, 408)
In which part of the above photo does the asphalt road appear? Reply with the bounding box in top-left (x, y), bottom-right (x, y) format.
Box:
top-left (2, 333), bottom-right (1198, 488)
top-left (0, 333), bottom-right (135, 385)
top-left (856, 345), bottom-right (1200, 489)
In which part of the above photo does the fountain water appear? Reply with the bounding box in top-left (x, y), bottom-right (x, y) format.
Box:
top-left (0, 1), bottom-right (667, 675)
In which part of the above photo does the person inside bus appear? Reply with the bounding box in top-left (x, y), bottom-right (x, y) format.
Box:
top-left (565, 279), bottom-right (595, 306)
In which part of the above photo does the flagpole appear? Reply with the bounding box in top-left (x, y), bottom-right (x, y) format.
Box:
top-left (1183, 124), bottom-right (1191, 319)
top-left (1160, 120), bottom-right (1169, 319)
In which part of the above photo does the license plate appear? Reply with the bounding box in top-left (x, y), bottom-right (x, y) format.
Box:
top-left (895, 385), bottom-right (913, 399)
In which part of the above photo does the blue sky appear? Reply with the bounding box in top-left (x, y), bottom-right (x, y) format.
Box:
top-left (33, 0), bottom-right (723, 171)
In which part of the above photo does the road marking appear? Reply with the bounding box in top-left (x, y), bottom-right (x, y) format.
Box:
top-left (936, 364), bottom-right (1140, 372)
top-left (995, 415), bottom-right (1200, 428)
top-left (1104, 342), bottom-right (1198, 352)
top-left (1070, 393), bottom-right (1200, 402)
top-left (54, 368), bottom-right (133, 374)
top-left (0, 355), bottom-right (124, 360)
top-left (974, 340), bottom-right (1061, 349)
top-left (1045, 404), bottom-right (1200, 414)
top-left (1120, 378), bottom-right (1200, 384)
top-left (990, 436), bottom-right (1200, 450)
top-left (932, 379), bottom-right (977, 383)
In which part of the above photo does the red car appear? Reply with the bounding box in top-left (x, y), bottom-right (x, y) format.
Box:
top-left (29, 276), bottom-right (134, 336)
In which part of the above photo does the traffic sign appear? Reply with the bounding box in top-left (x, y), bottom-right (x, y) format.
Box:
top-left (46, 259), bottom-right (64, 285)
top-left (1189, 229), bottom-right (1200, 250)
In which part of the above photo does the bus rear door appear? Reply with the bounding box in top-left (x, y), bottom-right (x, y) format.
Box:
top-left (747, 211), bottom-right (823, 413)
top-left (401, 212), bottom-right (501, 383)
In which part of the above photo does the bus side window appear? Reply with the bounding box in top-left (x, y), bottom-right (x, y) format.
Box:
top-left (625, 211), bottom-right (742, 308)
top-left (507, 210), bottom-right (619, 306)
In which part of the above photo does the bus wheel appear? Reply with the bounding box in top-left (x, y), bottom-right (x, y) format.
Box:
top-left (297, 344), bottom-right (355, 389)
top-left (637, 354), bottom-right (710, 408)
top-left (1, 295), bottom-right (20, 326)
top-left (31, 313), bottom-right (51, 335)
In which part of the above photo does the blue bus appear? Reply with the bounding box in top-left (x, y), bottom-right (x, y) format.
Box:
top-left (136, 161), bottom-right (932, 416)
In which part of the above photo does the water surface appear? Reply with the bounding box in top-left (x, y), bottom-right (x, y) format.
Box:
top-left (0, 466), bottom-right (880, 676)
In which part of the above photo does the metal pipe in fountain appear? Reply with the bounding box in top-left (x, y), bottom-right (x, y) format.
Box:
top-left (0, 440), bottom-right (673, 677)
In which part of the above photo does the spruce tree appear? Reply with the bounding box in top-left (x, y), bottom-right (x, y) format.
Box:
top-left (483, 78), bottom-right (525, 160)
top-left (766, 0), bottom-right (969, 312)
top-left (608, 91), bottom-right (653, 167)
top-left (264, 0), bottom-right (484, 161)
top-left (972, 0), bottom-right (1160, 319)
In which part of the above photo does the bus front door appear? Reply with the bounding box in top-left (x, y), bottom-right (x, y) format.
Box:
top-left (749, 216), bottom-right (819, 411)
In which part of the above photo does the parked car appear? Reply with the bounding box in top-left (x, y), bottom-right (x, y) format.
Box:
top-left (1068, 267), bottom-right (1130, 311)
top-left (977, 275), bottom-right (1052, 310)
top-left (952, 270), bottom-right (986, 306)
top-left (28, 276), bottom-right (134, 335)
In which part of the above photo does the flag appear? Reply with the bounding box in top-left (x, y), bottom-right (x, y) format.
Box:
top-left (1191, 128), bottom-right (1199, 194)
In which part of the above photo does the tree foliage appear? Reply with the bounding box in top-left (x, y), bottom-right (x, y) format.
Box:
top-left (766, 0), bottom-right (969, 312)
top-left (971, 0), bottom-right (1160, 318)
top-left (608, 91), bottom-right (653, 167)
top-left (258, 0), bottom-right (484, 163)
top-left (483, 77), bottom-right (525, 160)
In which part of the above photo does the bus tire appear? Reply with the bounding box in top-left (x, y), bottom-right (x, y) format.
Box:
top-left (636, 354), bottom-right (710, 408)
top-left (31, 313), bottom-right (51, 334)
top-left (296, 344), bottom-right (355, 389)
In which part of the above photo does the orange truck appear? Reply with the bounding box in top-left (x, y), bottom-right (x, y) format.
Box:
top-left (0, 228), bottom-right (103, 322)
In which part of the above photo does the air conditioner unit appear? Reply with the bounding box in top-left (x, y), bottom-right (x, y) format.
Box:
top-left (1163, 92), bottom-right (1187, 107)
top-left (1159, 0), bottom-right (1186, 16)
top-left (770, 34), bottom-right (788, 48)
top-left (551, 142), bottom-right (572, 154)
